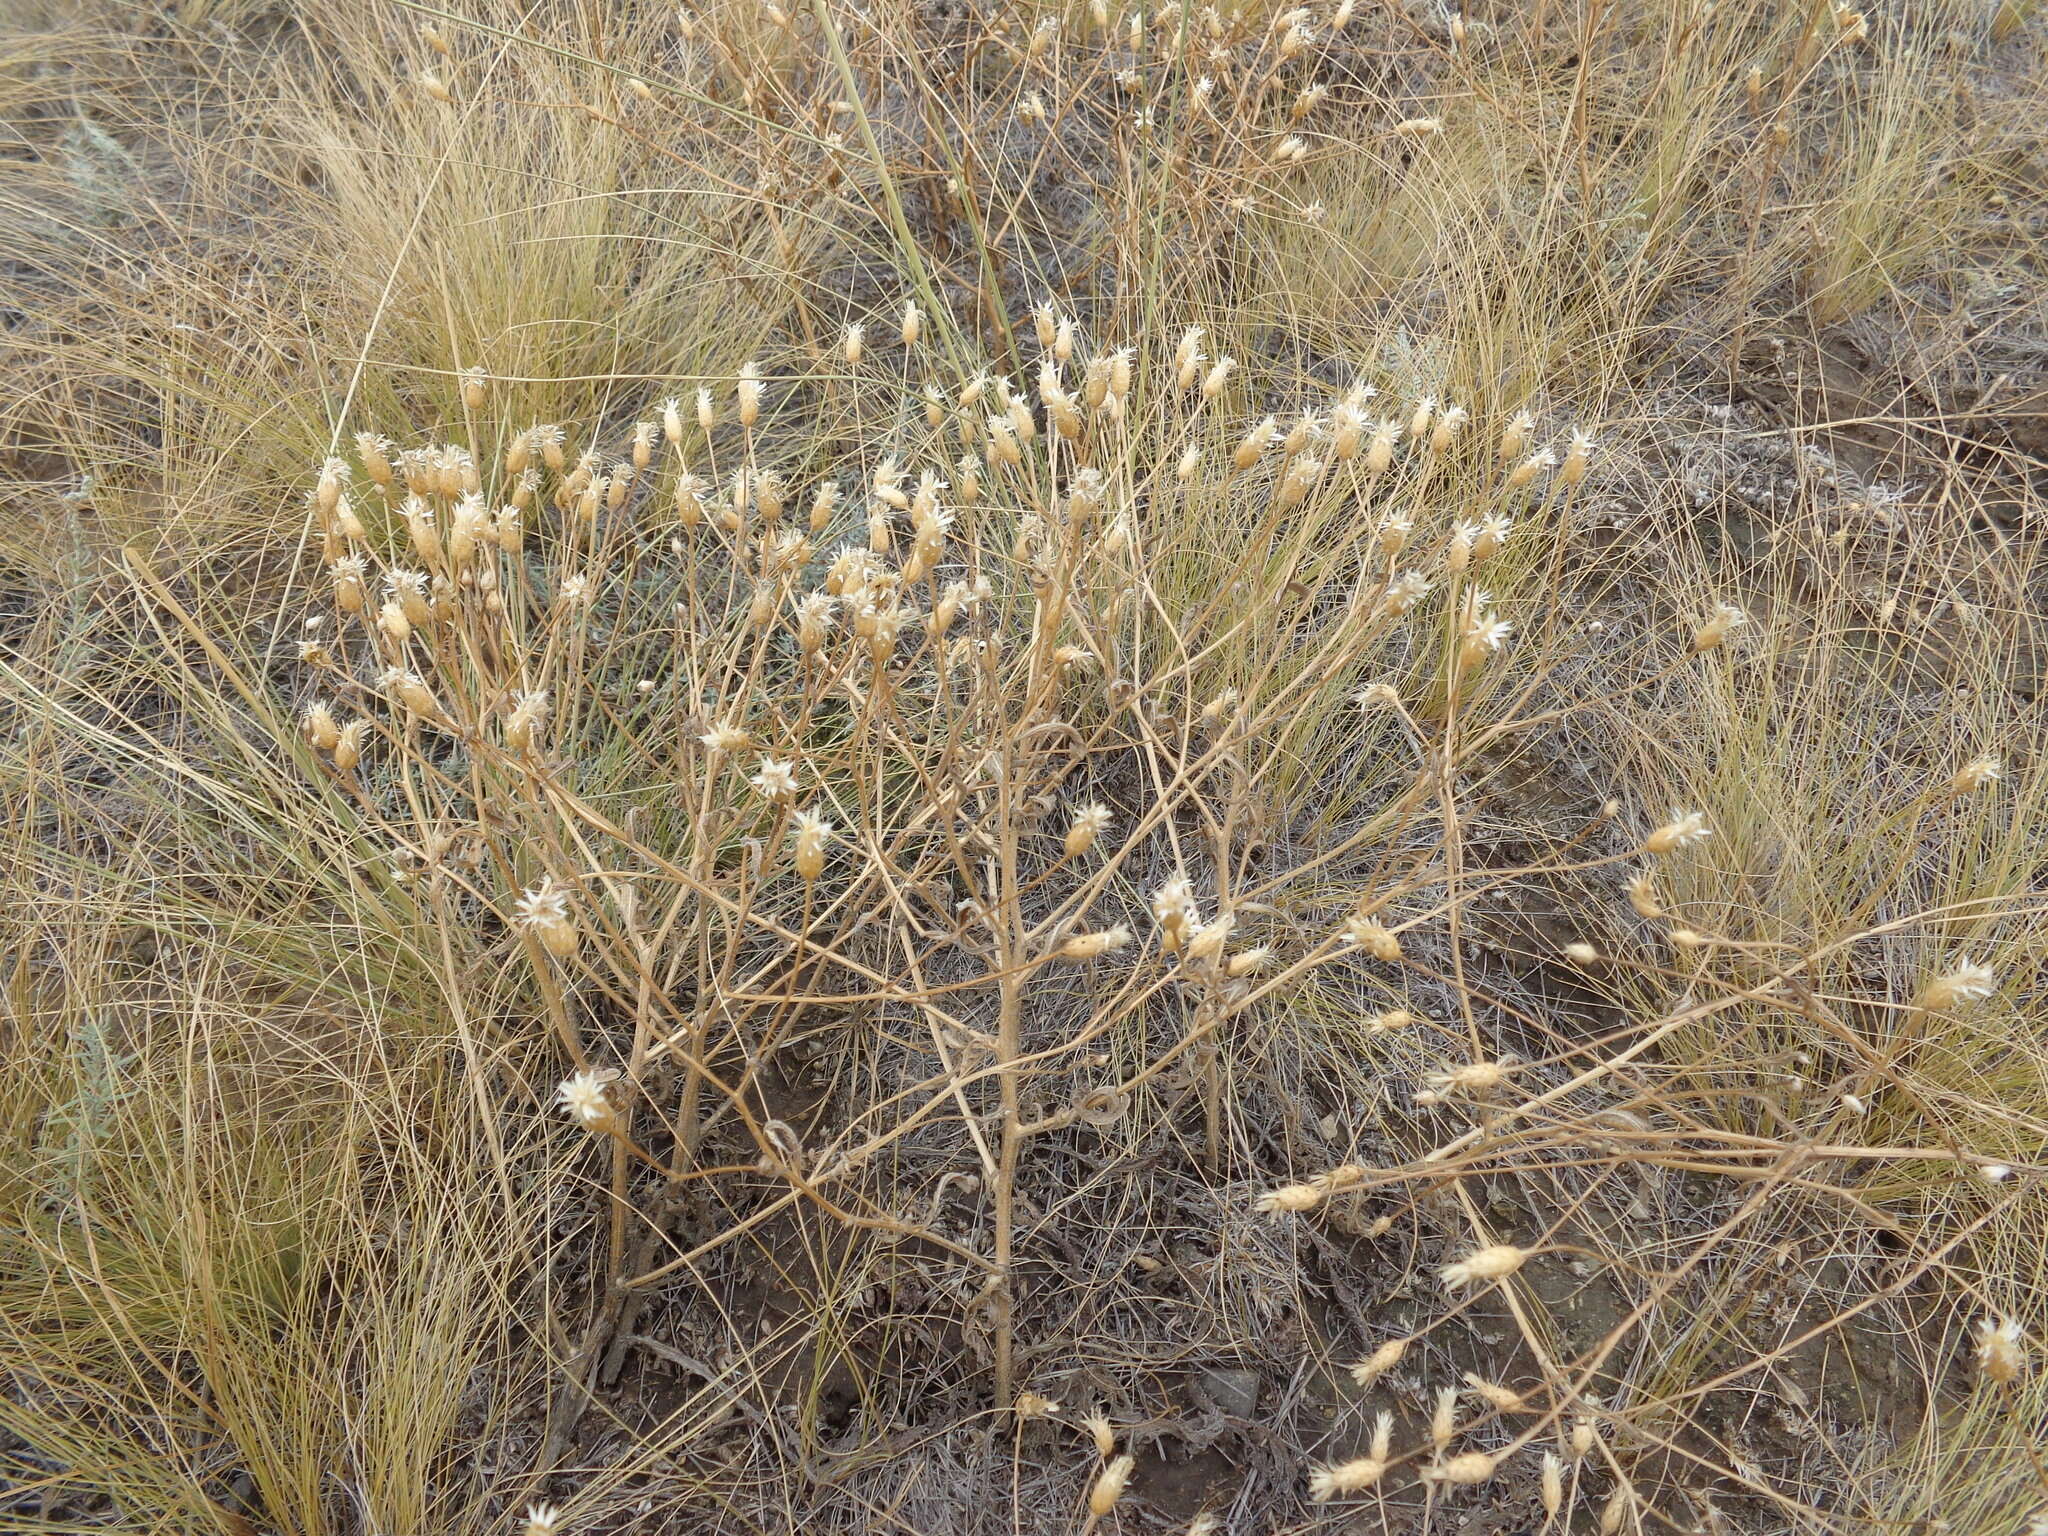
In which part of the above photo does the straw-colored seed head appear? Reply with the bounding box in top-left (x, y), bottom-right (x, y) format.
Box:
top-left (1949, 757), bottom-right (2001, 795)
top-left (1084, 1414), bottom-right (1116, 1457)
top-left (751, 758), bottom-right (799, 802)
top-left (1429, 404), bottom-right (1468, 454)
top-left (1458, 612), bottom-right (1512, 670)
top-left (1350, 1337), bottom-right (1408, 1386)
top-left (1234, 414), bottom-right (1277, 469)
top-left (516, 878), bottom-right (579, 959)
top-left (1227, 946), bottom-right (1271, 977)
top-left (355, 432), bottom-right (393, 485)
top-left (505, 690), bottom-right (548, 753)
top-left (1430, 1384), bottom-right (1459, 1446)
top-left (1309, 1454), bottom-right (1386, 1502)
top-left (1542, 1452), bottom-right (1564, 1516)
top-left (1256, 1181), bottom-right (1325, 1215)
top-left (1152, 875), bottom-right (1198, 948)
top-left (1440, 1243), bottom-right (1529, 1288)
top-left (1185, 912), bottom-right (1235, 963)
top-left (302, 702), bottom-right (340, 752)
top-left (461, 366), bottom-right (487, 410)
top-left (1393, 114), bottom-right (1443, 136)
top-left (1507, 448), bottom-right (1556, 490)
top-left (1060, 925), bottom-right (1132, 961)
top-left (1642, 810), bottom-right (1711, 855)
top-left (1088, 1454), bottom-right (1134, 1516)
top-left (419, 70), bottom-right (453, 103)
top-left (1331, 403), bottom-right (1366, 460)
top-left (737, 361), bottom-right (763, 427)
top-left (332, 719), bottom-right (369, 773)
top-left (1064, 803), bottom-right (1113, 858)
top-left (792, 810), bottom-right (832, 882)
top-left (1344, 918), bottom-right (1402, 962)
top-left (556, 1070), bottom-right (616, 1133)
top-left (1916, 959), bottom-right (1997, 1013)
top-left (1599, 1486), bottom-right (1631, 1535)
top-left (1428, 1059), bottom-right (1509, 1096)
top-left (1425, 1452), bottom-right (1497, 1486)
top-left (1976, 1316), bottom-right (2027, 1383)
top-left (1691, 602), bottom-right (1748, 652)
top-left (381, 665), bottom-right (440, 719)
top-left (1570, 1417), bottom-right (1598, 1457)
top-left (1364, 419), bottom-right (1399, 475)
top-left (1014, 1390), bottom-right (1061, 1419)
top-left (901, 301), bottom-right (922, 346)
top-left (1463, 1372), bottom-right (1525, 1412)
top-left (1448, 522), bottom-right (1475, 572)
top-left (1498, 410), bottom-right (1535, 461)
top-left (1560, 429), bottom-right (1595, 485)
top-left (330, 555), bottom-right (367, 613)
top-left (1385, 570), bottom-right (1430, 615)
top-left (1278, 454), bottom-right (1323, 509)
top-left (523, 1502), bottom-right (563, 1536)
top-left (699, 720), bottom-right (752, 754)
top-left (986, 415), bottom-right (1023, 466)
top-left (1623, 868), bottom-right (1663, 919)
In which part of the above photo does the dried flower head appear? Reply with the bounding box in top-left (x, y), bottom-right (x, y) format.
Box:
top-left (1088, 1454), bottom-right (1135, 1516)
top-left (1430, 1384), bottom-right (1459, 1446)
top-left (1427, 1059), bottom-right (1511, 1096)
top-left (1344, 917), bottom-right (1403, 962)
top-left (523, 1503), bottom-right (563, 1536)
top-left (1560, 429), bottom-right (1595, 486)
top-left (1424, 1452), bottom-right (1497, 1486)
top-left (1309, 1452), bottom-right (1386, 1502)
top-left (1350, 1337), bottom-right (1408, 1386)
top-left (302, 702), bottom-right (341, 752)
top-left (556, 1071), bottom-right (617, 1133)
top-left (1643, 810), bottom-right (1711, 855)
top-left (1152, 875), bottom-right (1199, 950)
top-left (1014, 1391), bottom-right (1062, 1419)
top-left (1060, 925), bottom-right (1132, 961)
top-left (1463, 1372), bottom-right (1526, 1412)
top-left (700, 722), bottom-right (752, 753)
top-left (1976, 1316), bottom-right (2027, 1384)
top-left (737, 360), bottom-right (764, 427)
top-left (1441, 1243), bottom-right (1529, 1289)
top-left (792, 810), bottom-right (832, 882)
top-left (752, 758), bottom-right (799, 802)
top-left (515, 877), bottom-right (579, 959)
top-left (1255, 1180), bottom-right (1326, 1215)
top-left (1948, 757), bottom-right (2001, 796)
top-left (333, 719), bottom-right (370, 773)
top-left (505, 690), bottom-right (549, 753)
top-left (1691, 602), bottom-right (1748, 652)
top-left (1915, 959), bottom-right (1997, 1013)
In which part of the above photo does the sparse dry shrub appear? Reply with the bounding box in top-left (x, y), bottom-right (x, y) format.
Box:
top-left (3, 0), bottom-right (2047, 1532)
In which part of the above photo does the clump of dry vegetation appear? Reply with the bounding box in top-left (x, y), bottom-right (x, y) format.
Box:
top-left (2, 0), bottom-right (2045, 1532)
